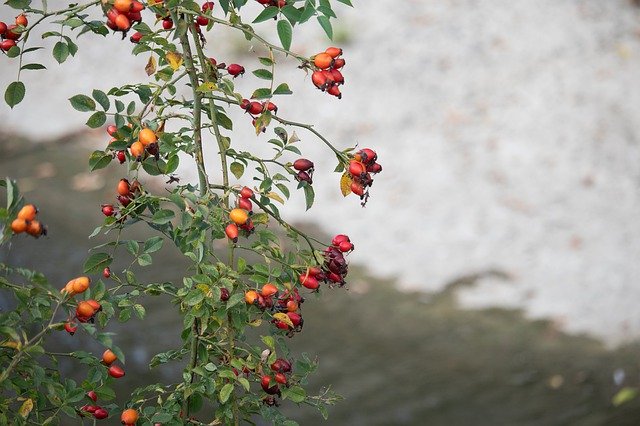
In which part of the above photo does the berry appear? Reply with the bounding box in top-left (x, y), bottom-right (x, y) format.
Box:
top-left (196, 16), bottom-right (209, 26)
top-left (338, 240), bottom-right (353, 252)
top-left (114, 0), bottom-right (133, 13)
top-left (108, 365), bottom-right (125, 378)
top-left (293, 158), bottom-right (314, 172)
top-left (313, 52), bottom-right (333, 69)
top-left (18, 203), bottom-right (39, 222)
top-left (261, 375), bottom-right (279, 394)
top-left (101, 204), bottom-right (115, 216)
top-left (26, 220), bottom-right (45, 237)
top-left (162, 18), bottom-right (173, 29)
top-left (237, 197), bottom-right (252, 212)
top-left (296, 171), bottom-right (312, 185)
top-left (138, 128), bottom-right (157, 146)
top-left (131, 1), bottom-right (145, 12)
top-left (286, 300), bottom-right (298, 312)
top-left (117, 179), bottom-right (131, 196)
top-left (270, 358), bottom-right (291, 373)
top-left (15, 14), bottom-right (28, 27)
top-left (102, 349), bottom-right (117, 365)
top-left (227, 63), bottom-right (245, 77)
top-left (325, 46), bottom-right (342, 58)
top-left (240, 186), bottom-right (254, 198)
top-left (225, 223), bottom-right (239, 242)
top-left (64, 321), bottom-right (77, 335)
top-left (299, 273), bottom-right (319, 290)
top-left (261, 283), bottom-right (278, 298)
top-left (275, 372), bottom-right (287, 385)
top-left (327, 84), bottom-right (341, 99)
top-left (263, 101), bottom-right (277, 113)
top-left (287, 311), bottom-right (302, 328)
top-left (10, 218), bottom-right (27, 233)
top-left (202, 1), bottom-right (215, 11)
top-left (107, 125), bottom-right (118, 136)
top-left (116, 151), bottom-right (126, 164)
top-left (129, 31), bottom-right (142, 43)
top-left (4, 25), bottom-right (20, 41)
top-left (330, 69), bottom-right (344, 85)
top-left (76, 301), bottom-right (95, 318)
top-left (129, 141), bottom-right (145, 159)
top-left (245, 290), bottom-right (259, 304)
top-left (103, 267), bottom-right (111, 278)
top-left (350, 181), bottom-right (364, 196)
top-left (247, 101), bottom-right (263, 115)
top-left (0, 22), bottom-right (7, 35)
top-left (311, 71), bottom-right (328, 90)
top-left (333, 58), bottom-right (346, 69)
top-left (114, 14), bottom-right (131, 31)
top-left (121, 408), bottom-right (139, 425)
top-left (0, 39), bottom-right (16, 51)
top-left (220, 288), bottom-right (230, 301)
top-left (348, 160), bottom-right (366, 177)
top-left (87, 391), bottom-right (98, 402)
top-left (93, 408), bottom-right (109, 419)
top-left (229, 208), bottom-right (249, 225)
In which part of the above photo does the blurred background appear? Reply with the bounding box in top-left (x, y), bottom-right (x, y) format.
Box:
top-left (2, 0), bottom-right (640, 424)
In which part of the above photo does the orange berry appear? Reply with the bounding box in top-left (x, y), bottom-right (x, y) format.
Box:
top-left (261, 283), bottom-right (278, 298)
top-left (26, 220), bottom-right (44, 237)
top-left (129, 141), bottom-right (145, 160)
top-left (138, 128), bottom-right (157, 146)
top-left (245, 290), bottom-right (259, 305)
top-left (15, 14), bottom-right (28, 27)
top-left (114, 0), bottom-right (132, 13)
top-left (76, 301), bottom-right (95, 318)
top-left (17, 204), bottom-right (37, 221)
top-left (10, 218), bottom-right (27, 234)
top-left (114, 13), bottom-right (130, 31)
top-left (102, 349), bottom-right (117, 365)
top-left (72, 276), bottom-right (91, 294)
top-left (286, 300), bottom-right (298, 312)
top-left (313, 52), bottom-right (333, 70)
top-left (229, 208), bottom-right (248, 225)
top-left (324, 46), bottom-right (342, 58)
top-left (121, 408), bottom-right (139, 425)
top-left (117, 178), bottom-right (131, 196)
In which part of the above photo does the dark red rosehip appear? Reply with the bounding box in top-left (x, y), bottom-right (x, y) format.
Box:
top-left (296, 171), bottom-right (312, 185)
top-left (5, 25), bottom-right (20, 40)
top-left (261, 375), bottom-right (279, 394)
top-left (116, 150), bottom-right (126, 164)
top-left (247, 101), bottom-right (263, 115)
top-left (367, 162), bottom-right (382, 173)
top-left (350, 182), bottom-right (364, 196)
top-left (333, 58), bottom-right (346, 69)
top-left (87, 391), bottom-right (98, 402)
top-left (327, 84), bottom-right (342, 99)
top-left (82, 404), bottom-right (98, 413)
top-left (263, 101), bottom-right (277, 113)
top-left (330, 69), bottom-right (344, 85)
top-left (270, 358), bottom-right (292, 373)
top-left (127, 11), bottom-right (142, 22)
top-left (240, 98), bottom-right (250, 111)
top-left (293, 158), bottom-right (314, 172)
top-left (196, 15), bottom-right (209, 26)
top-left (0, 22), bottom-right (7, 36)
top-left (287, 312), bottom-right (302, 328)
top-left (162, 18), bottom-right (173, 29)
top-left (117, 195), bottom-right (132, 207)
top-left (220, 287), bottom-right (230, 301)
top-left (358, 148), bottom-right (377, 164)
top-left (101, 204), bottom-right (115, 216)
top-left (129, 31), bottom-right (142, 43)
top-left (93, 408), bottom-right (109, 419)
top-left (240, 186), bottom-right (253, 198)
top-left (227, 63), bottom-right (245, 77)
top-left (202, 1), bottom-right (215, 11)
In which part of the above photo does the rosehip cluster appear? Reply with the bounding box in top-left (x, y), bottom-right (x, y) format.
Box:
top-left (348, 148), bottom-right (382, 206)
top-left (0, 14), bottom-right (27, 52)
top-left (292, 158), bottom-right (314, 185)
top-left (79, 390), bottom-right (109, 420)
top-left (105, 0), bottom-right (145, 34)
top-left (311, 47), bottom-right (346, 99)
top-left (225, 187), bottom-right (256, 241)
top-left (115, 177), bottom-right (140, 208)
top-left (10, 204), bottom-right (47, 238)
top-left (256, 0), bottom-right (287, 8)
top-left (75, 299), bottom-right (102, 323)
top-left (239, 98), bottom-right (278, 132)
top-left (245, 285), bottom-right (305, 336)
top-left (299, 234), bottom-right (353, 289)
top-left (260, 357), bottom-right (292, 402)
top-left (102, 349), bottom-right (126, 379)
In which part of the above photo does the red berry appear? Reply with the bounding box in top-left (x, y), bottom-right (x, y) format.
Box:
top-left (103, 267), bottom-right (111, 278)
top-left (0, 40), bottom-right (16, 51)
top-left (299, 273), bottom-right (319, 290)
top-left (225, 223), bottom-right (239, 242)
top-left (325, 46), bottom-right (342, 58)
top-left (93, 408), bottom-right (109, 419)
top-left (270, 358), bottom-right (292, 373)
top-left (263, 101), bottom-right (277, 113)
top-left (87, 391), bottom-right (98, 402)
top-left (311, 71), bottom-right (328, 90)
top-left (0, 22), bottom-right (7, 35)
top-left (131, 0), bottom-right (145, 12)
top-left (108, 365), bottom-right (125, 378)
top-left (4, 25), bottom-right (20, 40)
top-left (327, 84), bottom-right (342, 99)
top-left (358, 148), bottom-right (377, 164)
top-left (82, 405), bottom-right (98, 413)
top-left (293, 158), bottom-right (314, 172)
top-left (338, 240), bottom-right (353, 252)
top-left (162, 18), bottom-right (173, 29)
top-left (330, 69), bottom-right (344, 85)
top-left (116, 151), bottom-right (126, 164)
top-left (240, 98), bottom-right (250, 110)
top-left (332, 58), bottom-right (346, 69)
top-left (227, 63), bottom-right (245, 77)
top-left (64, 321), bottom-right (77, 335)
top-left (237, 197), bottom-right (252, 212)
top-left (129, 31), bottom-right (142, 43)
top-left (296, 171), bottom-right (312, 185)
top-left (367, 162), bottom-right (382, 173)
top-left (348, 161), bottom-right (366, 177)
top-left (247, 101), bottom-right (263, 115)
top-left (332, 234), bottom-right (350, 246)
top-left (127, 11), bottom-right (142, 22)
top-left (196, 15), bottom-right (209, 26)
top-left (15, 14), bottom-right (28, 27)
top-left (275, 372), bottom-right (287, 385)
top-left (220, 288), bottom-right (230, 301)
top-left (107, 125), bottom-right (117, 136)
top-left (202, 1), bottom-right (215, 11)
top-left (287, 311), bottom-right (302, 328)
top-left (240, 186), bottom-right (254, 198)
top-left (261, 375), bottom-right (279, 394)
top-left (350, 182), bottom-right (364, 196)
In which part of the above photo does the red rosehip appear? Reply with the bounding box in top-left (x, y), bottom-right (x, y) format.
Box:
top-left (327, 84), bottom-right (342, 99)
top-left (116, 151), bottom-right (126, 164)
top-left (299, 273), bottom-right (319, 290)
top-left (367, 162), bottom-right (382, 173)
top-left (332, 58), bottom-right (346, 69)
top-left (1, 40), bottom-right (16, 51)
top-left (330, 69), bottom-right (344, 85)
top-left (240, 186), bottom-right (254, 199)
top-left (275, 372), bottom-right (287, 385)
top-left (220, 287), bottom-right (230, 301)
top-left (293, 158), bottom-right (314, 172)
top-left (263, 101), bottom-right (277, 113)
top-left (350, 182), bottom-right (364, 196)
top-left (247, 101), bottom-right (263, 115)
top-left (0, 22), bottom-right (7, 35)
top-left (196, 15), bottom-right (209, 26)
top-left (227, 63), bottom-right (245, 77)
top-left (162, 18), bottom-right (173, 29)
top-left (287, 311), bottom-right (302, 328)
top-left (108, 365), bottom-right (125, 378)
top-left (296, 171), bottom-right (312, 185)
top-left (103, 267), bottom-right (111, 278)
top-left (312, 71), bottom-right (328, 90)
top-left (131, 0), bottom-right (145, 12)
top-left (261, 375), bottom-right (280, 394)
top-left (129, 31), bottom-right (142, 43)
top-left (87, 391), bottom-right (98, 402)
top-left (338, 240), bottom-right (353, 252)
top-left (332, 234), bottom-right (350, 246)
top-left (348, 160), bottom-right (366, 177)
top-left (107, 125), bottom-right (117, 136)
top-left (225, 223), bottom-right (239, 242)
top-left (64, 321), bottom-right (77, 335)
top-left (4, 25), bottom-right (20, 40)
top-left (15, 14), bottom-right (28, 27)
top-left (202, 1), bottom-right (215, 11)
top-left (237, 197), bottom-right (252, 212)
top-left (93, 408), bottom-right (109, 419)
top-left (325, 46), bottom-right (342, 58)
top-left (240, 98), bottom-right (250, 110)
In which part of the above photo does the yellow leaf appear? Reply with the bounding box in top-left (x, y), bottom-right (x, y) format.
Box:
top-left (18, 398), bottom-right (33, 418)
top-left (252, 212), bottom-right (269, 225)
top-left (249, 319), bottom-right (263, 327)
top-left (196, 82), bottom-right (218, 93)
top-left (267, 192), bottom-right (284, 204)
top-left (288, 131), bottom-right (300, 144)
top-left (340, 172), bottom-right (352, 197)
top-left (272, 312), bottom-right (293, 328)
top-left (1, 340), bottom-right (20, 350)
top-left (166, 51), bottom-right (183, 71)
top-left (145, 55), bottom-right (157, 76)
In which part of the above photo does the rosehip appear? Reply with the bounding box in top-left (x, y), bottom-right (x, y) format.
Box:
top-left (131, 0), bottom-right (145, 12)
top-left (333, 58), bottom-right (346, 69)
top-left (121, 408), bottom-right (139, 425)
top-left (86, 299), bottom-right (102, 312)
top-left (130, 31), bottom-right (142, 43)
top-left (82, 404), bottom-right (98, 413)
top-left (0, 22), bottom-right (7, 35)
top-left (237, 197), bottom-right (252, 212)
top-left (271, 358), bottom-right (292, 373)
top-left (107, 124), bottom-right (117, 136)
top-left (299, 273), bottom-right (319, 290)
top-left (296, 171), bottom-right (312, 185)
top-left (117, 179), bottom-right (131, 196)
top-left (103, 267), bottom-right (111, 278)
top-left (227, 63), bottom-right (245, 77)
top-left (202, 1), bottom-right (215, 11)
top-left (64, 321), bottom-right (77, 335)
top-left (367, 162), bottom-right (382, 173)
top-left (162, 18), bottom-right (173, 29)
top-left (287, 311), bottom-right (302, 328)
top-left (0, 40), bottom-right (16, 51)
top-left (358, 148), bottom-right (377, 164)
top-left (311, 71), bottom-right (328, 90)
top-left (313, 52), bottom-right (333, 69)
top-left (261, 283), bottom-right (278, 298)
top-left (15, 14), bottom-right (28, 27)
top-left (220, 287), bottom-right (230, 301)
top-left (4, 25), bottom-right (20, 40)
top-left (325, 46), bottom-right (342, 58)
top-left (196, 16), bottom-right (209, 26)
top-left (275, 372), bottom-right (287, 385)
top-left (87, 391), bottom-right (98, 402)
top-left (350, 181), bottom-right (364, 196)
top-left (245, 290), bottom-right (259, 304)
top-left (327, 84), bottom-right (342, 99)
top-left (93, 408), bottom-right (109, 419)
top-left (286, 300), bottom-right (298, 312)
top-left (127, 11), bottom-right (142, 22)
top-left (261, 375), bottom-right (279, 394)
top-left (101, 204), bottom-right (115, 217)
top-left (114, 14), bottom-right (131, 31)
top-left (348, 161), bottom-right (366, 177)
top-left (330, 69), bottom-right (344, 85)
top-left (332, 234), bottom-right (350, 246)
top-left (116, 151), bottom-right (126, 164)
top-left (293, 158), bottom-right (314, 172)
top-left (240, 186), bottom-right (254, 198)
top-left (108, 365), bottom-right (125, 378)
top-left (263, 101), bottom-right (277, 113)
top-left (229, 208), bottom-right (249, 225)
top-left (114, 0), bottom-right (133, 13)
top-left (225, 223), bottom-right (239, 242)
top-left (240, 98), bottom-right (250, 110)
top-left (247, 101), bottom-right (263, 115)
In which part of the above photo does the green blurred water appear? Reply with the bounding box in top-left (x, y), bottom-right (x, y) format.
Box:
top-left (2, 135), bottom-right (640, 425)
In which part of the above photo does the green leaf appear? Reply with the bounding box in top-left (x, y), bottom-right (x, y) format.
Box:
top-left (6, 46), bottom-right (20, 58)
top-left (69, 94), bottom-right (96, 112)
top-left (317, 15), bottom-right (333, 39)
top-left (336, 0), bottom-right (353, 5)
top-left (92, 89), bottom-right (110, 110)
top-left (273, 83), bottom-right (292, 95)
top-left (144, 236), bottom-right (164, 253)
top-left (185, 290), bottom-right (204, 306)
top-left (303, 183), bottom-right (314, 210)
top-left (88, 150), bottom-right (112, 171)
top-left (20, 63), bottom-right (46, 71)
top-left (151, 209), bottom-right (175, 224)
top-left (83, 252), bottom-right (112, 274)
top-left (86, 111), bottom-right (106, 128)
top-left (277, 19), bottom-right (293, 50)
top-left (251, 88), bottom-right (272, 100)
top-left (225, 293), bottom-right (244, 309)
top-left (219, 383), bottom-right (234, 404)
top-left (230, 162), bottom-right (244, 179)
top-left (137, 253), bottom-right (153, 266)
top-left (5, 0), bottom-right (31, 9)
top-left (281, 5), bottom-right (301, 25)
top-left (261, 335), bottom-right (275, 349)
top-left (166, 154), bottom-right (179, 174)
top-left (126, 240), bottom-right (139, 256)
top-left (258, 57), bottom-right (274, 66)
top-left (253, 5), bottom-right (279, 23)
top-left (613, 387), bottom-right (638, 406)
top-left (4, 81), bottom-right (25, 109)
top-left (132, 304), bottom-right (146, 319)
top-left (252, 69), bottom-right (273, 80)
top-left (52, 41), bottom-right (69, 64)
top-left (283, 385), bottom-right (306, 403)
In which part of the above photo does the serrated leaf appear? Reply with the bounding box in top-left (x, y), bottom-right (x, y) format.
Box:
top-left (281, 5), bottom-right (302, 25)
top-left (52, 41), bottom-right (69, 63)
top-left (89, 150), bottom-right (112, 171)
top-left (83, 252), bottom-right (112, 274)
top-left (252, 68), bottom-right (273, 80)
top-left (5, 0), bottom-right (31, 9)
top-left (258, 57), bottom-right (274, 66)
top-left (145, 55), bottom-right (157, 76)
top-left (283, 385), bottom-right (306, 403)
top-left (317, 15), bottom-right (333, 39)
top-left (226, 293), bottom-right (244, 309)
top-left (86, 111), bottom-right (106, 128)
top-left (273, 82), bottom-right (292, 95)
top-left (6, 45), bottom-right (20, 58)
top-left (69, 94), bottom-right (95, 112)
top-left (277, 19), bottom-right (292, 50)
top-left (252, 212), bottom-right (269, 225)
top-left (151, 209), bottom-right (175, 224)
top-left (230, 162), bottom-right (244, 179)
top-left (138, 253), bottom-right (153, 266)
top-left (166, 51), bottom-right (183, 70)
top-left (219, 383), bottom-right (234, 403)
top-left (253, 5), bottom-right (279, 23)
top-left (340, 172), bottom-right (352, 196)
top-left (303, 183), bottom-right (314, 210)
top-left (4, 81), bottom-right (25, 109)
top-left (144, 236), bottom-right (163, 253)
top-left (251, 88), bottom-right (272, 100)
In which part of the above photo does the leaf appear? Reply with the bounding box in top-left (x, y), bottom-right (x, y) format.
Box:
top-left (18, 398), bottom-right (33, 418)
top-left (339, 172), bottom-right (352, 196)
top-left (52, 41), bottom-right (69, 64)
top-left (252, 69), bottom-right (273, 80)
top-left (281, 5), bottom-right (302, 25)
top-left (196, 82), bottom-right (217, 92)
top-left (336, 0), bottom-right (353, 5)
top-left (144, 236), bottom-right (164, 253)
top-left (283, 385), bottom-right (306, 403)
top-left (92, 89), bottom-right (109, 110)
top-left (4, 81), bottom-right (25, 108)
top-left (258, 57), bottom-right (274, 66)
top-left (165, 51), bottom-right (183, 70)
top-left (89, 150), bottom-right (112, 171)
top-left (303, 184), bottom-right (314, 210)
top-left (267, 192), bottom-right (284, 204)
top-left (277, 19), bottom-right (293, 50)
top-left (317, 15), bottom-right (333, 39)
top-left (69, 94), bottom-right (96, 112)
top-left (273, 312), bottom-right (293, 327)
top-left (83, 252), bottom-right (112, 274)
top-left (145, 55), bottom-right (156, 76)
top-left (219, 383), bottom-right (233, 404)
top-left (226, 293), bottom-right (245, 309)
top-left (20, 63), bottom-right (46, 71)
top-left (261, 335), bottom-right (275, 349)
top-left (613, 387), bottom-right (638, 406)
top-left (5, 0), bottom-right (31, 9)
top-left (6, 46), bottom-right (20, 58)
top-left (251, 88), bottom-right (272, 100)
top-left (230, 162), bottom-right (244, 179)
top-left (273, 82), bottom-right (292, 95)
top-left (132, 304), bottom-right (146, 319)
top-left (253, 5), bottom-right (279, 23)
top-left (151, 209), bottom-right (175, 224)
top-left (86, 111), bottom-right (106, 128)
